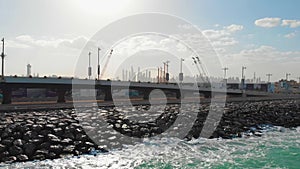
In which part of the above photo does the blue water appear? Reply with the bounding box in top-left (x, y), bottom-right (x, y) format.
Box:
top-left (1, 126), bottom-right (299, 169)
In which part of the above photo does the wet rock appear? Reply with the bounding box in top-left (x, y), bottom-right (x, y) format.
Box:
top-left (49, 145), bottom-right (63, 154)
top-left (33, 154), bottom-right (46, 161)
top-left (17, 154), bottom-right (29, 161)
top-left (3, 156), bottom-right (17, 163)
top-left (63, 145), bottom-right (75, 154)
top-left (35, 149), bottom-right (49, 156)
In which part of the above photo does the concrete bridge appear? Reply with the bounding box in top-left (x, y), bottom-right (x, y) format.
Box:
top-left (0, 77), bottom-right (268, 104)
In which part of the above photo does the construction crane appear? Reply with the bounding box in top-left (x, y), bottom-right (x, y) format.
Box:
top-left (100, 49), bottom-right (113, 78)
top-left (192, 57), bottom-right (207, 82)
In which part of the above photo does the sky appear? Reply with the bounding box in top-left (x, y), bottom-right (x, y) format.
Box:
top-left (0, 0), bottom-right (299, 82)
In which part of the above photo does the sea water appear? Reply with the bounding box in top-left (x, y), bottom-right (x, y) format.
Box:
top-left (0, 126), bottom-right (299, 169)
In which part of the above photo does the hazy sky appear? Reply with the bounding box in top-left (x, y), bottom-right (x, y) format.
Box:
top-left (1, 0), bottom-right (299, 81)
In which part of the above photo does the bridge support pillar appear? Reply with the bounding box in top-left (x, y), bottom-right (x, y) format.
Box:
top-left (175, 90), bottom-right (181, 99)
top-left (104, 87), bottom-right (113, 101)
top-left (143, 89), bottom-right (152, 100)
top-left (242, 90), bottom-right (246, 98)
top-left (2, 87), bottom-right (12, 104)
top-left (203, 92), bottom-right (211, 98)
top-left (57, 89), bottom-right (66, 103)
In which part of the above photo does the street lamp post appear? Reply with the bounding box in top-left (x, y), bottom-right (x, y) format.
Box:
top-left (1, 38), bottom-right (5, 79)
top-left (179, 58), bottom-right (184, 83)
top-left (163, 62), bottom-right (166, 82)
top-left (97, 47), bottom-right (101, 80)
top-left (222, 67), bottom-right (228, 80)
top-left (286, 73), bottom-right (291, 81)
top-left (266, 73), bottom-right (272, 83)
top-left (241, 66), bottom-right (246, 90)
top-left (88, 52), bottom-right (92, 79)
top-left (164, 61), bottom-right (170, 82)
top-left (241, 66), bottom-right (246, 80)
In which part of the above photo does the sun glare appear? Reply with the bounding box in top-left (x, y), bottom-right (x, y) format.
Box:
top-left (74, 0), bottom-right (131, 16)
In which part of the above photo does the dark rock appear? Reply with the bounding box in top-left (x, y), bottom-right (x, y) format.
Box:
top-left (13, 139), bottom-right (25, 147)
top-left (35, 149), bottom-right (49, 156)
top-left (84, 142), bottom-right (95, 147)
top-left (24, 143), bottom-right (36, 156)
top-left (65, 126), bottom-right (76, 133)
top-left (0, 144), bottom-right (6, 152)
top-left (32, 124), bottom-right (43, 132)
top-left (23, 131), bottom-right (38, 141)
top-left (29, 138), bottom-right (44, 145)
top-left (26, 120), bottom-right (35, 124)
top-left (63, 145), bottom-right (75, 154)
top-left (17, 154), bottom-right (29, 161)
top-left (3, 156), bottom-right (17, 163)
top-left (1, 137), bottom-right (14, 146)
top-left (75, 133), bottom-right (87, 141)
top-left (40, 129), bottom-right (52, 136)
top-left (33, 154), bottom-right (45, 160)
top-left (45, 124), bottom-right (56, 130)
top-left (76, 146), bottom-right (89, 153)
top-left (49, 145), bottom-right (63, 154)
top-left (39, 142), bottom-right (51, 149)
top-left (0, 151), bottom-right (9, 161)
top-left (63, 132), bottom-right (75, 140)
top-left (61, 138), bottom-right (73, 145)
top-left (46, 152), bottom-right (57, 159)
top-left (53, 128), bottom-right (64, 136)
top-left (9, 145), bottom-right (23, 156)
top-left (47, 134), bottom-right (61, 142)
top-left (12, 132), bottom-right (23, 139)
top-left (1, 128), bottom-right (11, 138)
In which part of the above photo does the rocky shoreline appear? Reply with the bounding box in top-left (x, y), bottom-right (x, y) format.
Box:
top-left (0, 99), bottom-right (299, 163)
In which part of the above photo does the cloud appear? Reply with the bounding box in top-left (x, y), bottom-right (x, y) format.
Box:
top-left (58, 36), bottom-right (88, 49)
top-left (11, 35), bottom-right (88, 50)
top-left (225, 24), bottom-right (244, 32)
top-left (231, 45), bottom-right (300, 63)
top-left (282, 20), bottom-right (300, 28)
top-left (203, 24), bottom-right (243, 47)
top-left (254, 17), bottom-right (281, 28)
top-left (6, 39), bottom-right (31, 49)
top-left (255, 18), bottom-right (300, 29)
top-left (16, 35), bottom-right (35, 42)
top-left (15, 35), bottom-right (63, 48)
top-left (284, 32), bottom-right (297, 39)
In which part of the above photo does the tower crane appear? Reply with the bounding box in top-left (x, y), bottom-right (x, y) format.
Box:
top-left (100, 49), bottom-right (113, 78)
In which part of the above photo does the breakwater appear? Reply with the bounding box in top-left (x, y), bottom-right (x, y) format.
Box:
top-left (0, 99), bottom-right (299, 163)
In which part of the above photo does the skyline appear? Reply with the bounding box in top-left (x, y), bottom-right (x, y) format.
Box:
top-left (1, 0), bottom-right (299, 81)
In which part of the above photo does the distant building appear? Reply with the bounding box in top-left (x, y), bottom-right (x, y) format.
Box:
top-left (26, 64), bottom-right (31, 77)
top-left (274, 79), bottom-right (300, 93)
